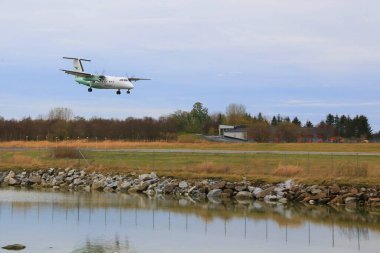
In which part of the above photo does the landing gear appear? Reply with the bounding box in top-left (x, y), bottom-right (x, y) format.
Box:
top-left (116, 90), bottom-right (121, 95)
top-left (127, 90), bottom-right (131, 94)
top-left (88, 87), bottom-right (92, 92)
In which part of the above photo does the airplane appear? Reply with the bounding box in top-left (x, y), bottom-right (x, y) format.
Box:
top-left (60, 57), bottom-right (150, 95)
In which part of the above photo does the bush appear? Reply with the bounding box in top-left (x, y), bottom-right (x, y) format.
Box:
top-left (50, 147), bottom-right (80, 159)
top-left (272, 164), bottom-right (304, 177)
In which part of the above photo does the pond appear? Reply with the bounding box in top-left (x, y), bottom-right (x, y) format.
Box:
top-left (0, 189), bottom-right (379, 253)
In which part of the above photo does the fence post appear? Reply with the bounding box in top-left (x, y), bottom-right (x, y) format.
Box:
top-left (244, 152), bottom-right (247, 178)
top-left (153, 150), bottom-right (156, 170)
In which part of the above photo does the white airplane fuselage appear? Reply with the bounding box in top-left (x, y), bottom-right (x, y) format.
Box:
top-left (75, 76), bottom-right (134, 90)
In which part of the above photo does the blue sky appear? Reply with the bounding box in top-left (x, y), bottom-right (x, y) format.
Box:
top-left (0, 0), bottom-right (379, 131)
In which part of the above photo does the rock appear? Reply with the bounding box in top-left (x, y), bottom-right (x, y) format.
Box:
top-left (235, 184), bottom-right (247, 192)
top-left (255, 186), bottom-right (275, 199)
top-left (179, 181), bottom-right (188, 189)
top-left (225, 182), bottom-right (235, 189)
top-left (107, 181), bottom-right (118, 189)
top-left (188, 186), bottom-right (197, 194)
top-left (119, 181), bottom-right (131, 192)
top-left (207, 189), bottom-right (222, 199)
top-left (330, 184), bottom-right (340, 194)
top-left (2, 244), bottom-right (26, 250)
top-left (84, 185), bottom-right (91, 192)
top-left (303, 193), bottom-right (327, 202)
top-left (28, 176), bottom-right (41, 184)
top-left (210, 181), bottom-right (226, 190)
top-left (264, 195), bottom-right (278, 202)
top-left (284, 179), bottom-right (294, 189)
top-left (162, 184), bottom-right (174, 194)
top-left (73, 178), bottom-right (82, 186)
top-left (252, 187), bottom-right (263, 196)
top-left (7, 178), bottom-right (18, 186)
top-left (0, 173), bottom-right (6, 183)
top-left (139, 172), bottom-right (157, 181)
top-left (309, 200), bottom-right (316, 205)
top-left (330, 196), bottom-right (344, 205)
top-left (134, 182), bottom-right (149, 192)
top-left (311, 188), bottom-right (322, 195)
top-left (345, 197), bottom-right (357, 205)
top-left (279, 198), bottom-right (287, 204)
top-left (91, 180), bottom-right (104, 191)
top-left (235, 191), bottom-right (252, 200)
top-left (7, 171), bottom-right (16, 178)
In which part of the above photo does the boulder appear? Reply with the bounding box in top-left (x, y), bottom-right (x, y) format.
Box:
top-left (91, 180), bottom-right (104, 191)
top-left (162, 184), bottom-right (174, 194)
top-left (264, 195), bottom-right (278, 202)
top-left (255, 186), bottom-right (275, 199)
top-left (284, 179), bottom-right (294, 189)
top-left (330, 184), bottom-right (340, 194)
top-left (28, 176), bottom-right (41, 184)
top-left (119, 181), bottom-right (131, 192)
top-left (235, 184), bottom-right (247, 192)
top-left (134, 182), bottom-right (149, 192)
top-left (7, 177), bottom-right (18, 186)
top-left (209, 181), bottom-right (226, 190)
top-left (235, 191), bottom-right (252, 200)
top-left (207, 189), bottom-right (222, 199)
top-left (139, 172), bottom-right (157, 181)
top-left (345, 197), bottom-right (357, 205)
top-left (179, 181), bottom-right (188, 189)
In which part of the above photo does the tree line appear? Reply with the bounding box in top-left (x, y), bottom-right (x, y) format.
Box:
top-left (0, 104), bottom-right (377, 142)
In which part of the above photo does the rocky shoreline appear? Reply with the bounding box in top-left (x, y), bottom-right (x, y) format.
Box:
top-left (1, 168), bottom-right (380, 208)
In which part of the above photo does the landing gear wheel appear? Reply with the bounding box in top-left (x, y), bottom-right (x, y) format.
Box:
top-left (116, 90), bottom-right (121, 95)
top-left (88, 88), bottom-right (92, 92)
top-left (127, 90), bottom-right (131, 94)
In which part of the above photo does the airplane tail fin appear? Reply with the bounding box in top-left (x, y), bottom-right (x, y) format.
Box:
top-left (63, 57), bottom-right (91, 72)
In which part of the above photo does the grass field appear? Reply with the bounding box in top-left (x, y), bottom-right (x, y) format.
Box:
top-left (0, 143), bottom-right (379, 186)
top-left (1, 140), bottom-right (380, 153)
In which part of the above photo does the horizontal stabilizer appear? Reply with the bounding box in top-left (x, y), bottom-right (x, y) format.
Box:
top-left (63, 57), bottom-right (91, 62)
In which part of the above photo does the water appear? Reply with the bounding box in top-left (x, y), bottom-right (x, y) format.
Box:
top-left (0, 189), bottom-right (379, 253)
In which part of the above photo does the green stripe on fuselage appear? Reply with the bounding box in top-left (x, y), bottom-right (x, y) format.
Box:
top-left (75, 76), bottom-right (100, 86)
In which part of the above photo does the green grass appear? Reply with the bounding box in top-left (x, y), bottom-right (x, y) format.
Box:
top-left (1, 149), bottom-right (380, 186)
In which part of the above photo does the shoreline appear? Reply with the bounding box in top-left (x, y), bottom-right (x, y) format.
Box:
top-left (1, 168), bottom-right (380, 208)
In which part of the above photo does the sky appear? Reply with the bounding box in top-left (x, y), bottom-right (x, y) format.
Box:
top-left (0, 0), bottom-right (379, 131)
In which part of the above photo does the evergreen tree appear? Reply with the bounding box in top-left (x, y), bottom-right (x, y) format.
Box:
top-left (292, 117), bottom-right (302, 126)
top-left (326, 114), bottom-right (335, 126)
top-left (271, 116), bottom-right (278, 126)
top-left (305, 121), bottom-right (313, 128)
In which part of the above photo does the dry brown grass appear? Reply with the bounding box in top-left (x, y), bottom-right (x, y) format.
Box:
top-left (12, 154), bottom-right (40, 165)
top-left (1, 140), bottom-right (380, 153)
top-left (272, 164), bottom-right (304, 177)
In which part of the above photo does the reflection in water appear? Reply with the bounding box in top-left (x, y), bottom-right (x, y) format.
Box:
top-left (0, 189), bottom-right (379, 253)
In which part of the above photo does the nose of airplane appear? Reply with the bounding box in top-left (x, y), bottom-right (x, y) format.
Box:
top-left (128, 81), bottom-right (134, 89)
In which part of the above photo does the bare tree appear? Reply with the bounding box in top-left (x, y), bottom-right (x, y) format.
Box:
top-left (47, 107), bottom-right (74, 121)
top-left (226, 103), bottom-right (247, 125)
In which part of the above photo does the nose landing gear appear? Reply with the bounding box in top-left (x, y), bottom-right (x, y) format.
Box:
top-left (88, 88), bottom-right (92, 92)
top-left (127, 90), bottom-right (131, 94)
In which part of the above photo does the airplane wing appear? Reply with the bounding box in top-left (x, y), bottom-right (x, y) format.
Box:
top-left (60, 69), bottom-right (106, 81)
top-left (60, 69), bottom-right (95, 78)
top-left (128, 77), bottom-right (151, 82)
